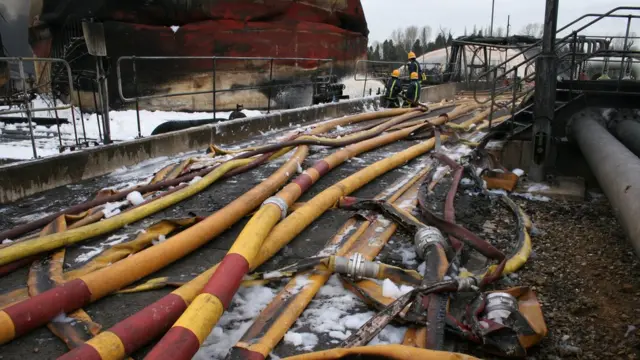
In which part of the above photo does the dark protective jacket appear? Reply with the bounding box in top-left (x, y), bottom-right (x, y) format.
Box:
top-left (405, 80), bottom-right (421, 106)
top-left (407, 60), bottom-right (422, 79)
top-left (385, 77), bottom-right (401, 99)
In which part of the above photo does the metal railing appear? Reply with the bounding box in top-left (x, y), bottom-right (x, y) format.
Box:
top-left (0, 57), bottom-right (78, 159)
top-left (472, 6), bottom-right (640, 129)
top-left (116, 56), bottom-right (334, 136)
top-left (353, 59), bottom-right (453, 98)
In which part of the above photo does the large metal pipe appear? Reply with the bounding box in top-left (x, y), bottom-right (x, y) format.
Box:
top-left (616, 120), bottom-right (640, 158)
top-left (571, 111), bottom-right (640, 255)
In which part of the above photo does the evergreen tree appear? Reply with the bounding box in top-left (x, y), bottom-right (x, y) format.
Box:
top-left (412, 39), bottom-right (423, 57)
top-left (373, 44), bottom-right (381, 61)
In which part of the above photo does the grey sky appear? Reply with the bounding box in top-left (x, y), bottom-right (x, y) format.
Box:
top-left (362, 0), bottom-right (636, 43)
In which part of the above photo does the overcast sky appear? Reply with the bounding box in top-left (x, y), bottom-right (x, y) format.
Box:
top-left (362, 0), bottom-right (636, 43)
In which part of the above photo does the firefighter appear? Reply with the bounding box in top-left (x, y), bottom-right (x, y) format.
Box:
top-left (407, 51), bottom-right (426, 82)
top-left (383, 69), bottom-right (402, 108)
top-left (403, 72), bottom-right (421, 108)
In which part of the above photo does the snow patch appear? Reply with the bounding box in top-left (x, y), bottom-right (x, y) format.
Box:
top-left (2, 239), bottom-right (13, 244)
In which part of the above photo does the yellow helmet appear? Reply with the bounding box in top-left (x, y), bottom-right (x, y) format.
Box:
top-left (408, 51), bottom-right (416, 60)
top-left (391, 69), bottom-right (400, 77)
top-left (410, 72), bottom-right (419, 80)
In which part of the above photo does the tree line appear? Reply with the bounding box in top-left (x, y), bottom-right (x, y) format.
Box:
top-left (367, 23), bottom-right (546, 62)
top-left (367, 26), bottom-right (454, 62)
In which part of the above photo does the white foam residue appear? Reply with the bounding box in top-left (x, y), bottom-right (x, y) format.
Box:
top-left (263, 271), bottom-right (283, 280)
top-left (374, 227), bottom-right (385, 233)
top-left (460, 178), bottom-right (474, 186)
top-left (52, 313), bottom-right (76, 324)
top-left (395, 242), bottom-right (418, 266)
top-left (189, 176), bottom-right (203, 185)
top-left (381, 279), bottom-right (413, 299)
top-left (513, 192), bottom-right (551, 202)
top-left (279, 274), bottom-right (407, 354)
top-left (489, 189), bottom-right (508, 196)
top-left (17, 211), bottom-right (54, 223)
top-left (152, 234), bottom-right (167, 246)
top-left (74, 233), bottom-right (130, 263)
top-left (126, 191), bottom-right (145, 206)
top-left (527, 183), bottom-right (550, 193)
top-left (195, 285), bottom-right (277, 360)
top-left (289, 274), bottom-right (312, 293)
top-left (417, 262), bottom-right (426, 275)
top-left (283, 332), bottom-right (318, 350)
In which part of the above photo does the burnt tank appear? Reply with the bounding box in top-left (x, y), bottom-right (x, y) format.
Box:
top-left (28, 0), bottom-right (369, 111)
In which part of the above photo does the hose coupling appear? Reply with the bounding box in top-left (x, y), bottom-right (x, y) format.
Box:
top-left (334, 253), bottom-right (379, 280)
top-left (484, 292), bottom-right (519, 325)
top-left (262, 197), bottom-right (288, 220)
top-left (414, 226), bottom-right (447, 259)
top-left (457, 276), bottom-right (479, 292)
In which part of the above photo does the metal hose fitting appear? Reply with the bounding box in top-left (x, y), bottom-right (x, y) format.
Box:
top-left (262, 196), bottom-right (289, 220)
top-left (333, 253), bottom-right (380, 280)
top-left (457, 277), bottom-right (479, 292)
top-left (414, 226), bottom-right (446, 259)
top-left (484, 292), bottom-right (519, 325)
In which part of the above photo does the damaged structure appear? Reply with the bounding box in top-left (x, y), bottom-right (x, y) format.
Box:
top-left (28, 0), bottom-right (368, 111)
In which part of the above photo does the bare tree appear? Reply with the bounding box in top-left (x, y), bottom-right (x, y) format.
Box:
top-left (611, 31), bottom-right (637, 50)
top-left (520, 23), bottom-right (543, 37)
top-left (495, 27), bottom-right (505, 37)
top-left (404, 26), bottom-right (419, 51)
top-left (390, 28), bottom-right (405, 49)
top-left (420, 26), bottom-right (432, 47)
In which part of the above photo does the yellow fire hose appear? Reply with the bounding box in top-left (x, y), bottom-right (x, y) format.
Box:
top-left (144, 105), bottom-right (478, 359)
top-left (230, 165), bottom-right (432, 358)
top-left (2, 109), bottom-right (404, 346)
top-left (281, 344), bottom-right (479, 360)
top-left (73, 110), bottom-right (436, 359)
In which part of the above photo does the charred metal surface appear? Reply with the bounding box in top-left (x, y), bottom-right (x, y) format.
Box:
top-left (29, 0), bottom-right (369, 110)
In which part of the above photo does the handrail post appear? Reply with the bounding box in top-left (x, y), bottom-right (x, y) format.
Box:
top-left (75, 80), bottom-right (87, 144)
top-left (510, 66), bottom-right (519, 133)
top-left (568, 31), bottom-right (578, 100)
top-left (617, 15), bottom-right (632, 90)
top-left (18, 59), bottom-right (38, 159)
top-left (91, 79), bottom-right (103, 143)
top-left (267, 58), bottom-right (274, 114)
top-left (489, 67), bottom-right (497, 130)
top-left (362, 65), bottom-right (368, 98)
top-left (212, 58), bottom-right (217, 117)
top-left (132, 56), bottom-right (142, 138)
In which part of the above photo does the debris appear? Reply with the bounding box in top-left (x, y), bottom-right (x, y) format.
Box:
top-left (625, 325), bottom-right (636, 338)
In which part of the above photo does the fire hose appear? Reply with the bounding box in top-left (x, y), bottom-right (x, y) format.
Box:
top-left (1, 108), bottom-right (417, 346)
